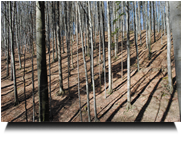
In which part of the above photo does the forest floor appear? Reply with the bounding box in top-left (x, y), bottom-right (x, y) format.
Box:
top-left (1, 30), bottom-right (180, 122)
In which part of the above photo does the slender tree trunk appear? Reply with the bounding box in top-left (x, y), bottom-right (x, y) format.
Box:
top-left (137, 1), bottom-right (142, 45)
top-left (4, 2), bottom-right (9, 77)
top-left (9, 1), bottom-right (19, 106)
top-left (163, 8), bottom-right (166, 36)
top-left (75, 3), bottom-right (82, 122)
top-left (31, 11), bottom-right (35, 122)
top-left (78, 2), bottom-right (91, 122)
top-left (97, 2), bottom-right (102, 63)
top-left (52, 2), bottom-right (55, 62)
top-left (166, 1), bottom-right (173, 93)
top-left (145, 1), bottom-right (148, 49)
top-left (133, 2), bottom-right (140, 72)
top-left (88, 2), bottom-right (99, 122)
top-left (15, 4), bottom-right (21, 69)
top-left (148, 2), bottom-right (152, 60)
top-left (157, 2), bottom-right (160, 33)
top-left (24, 45), bottom-right (27, 122)
top-left (57, 2), bottom-right (65, 95)
top-left (47, 2), bottom-right (52, 121)
top-left (169, 1), bottom-right (181, 120)
top-left (113, 2), bottom-right (117, 57)
top-left (135, 2), bottom-right (138, 42)
top-left (121, 1), bottom-right (125, 79)
top-left (54, 2), bottom-right (58, 60)
top-left (67, 2), bottom-right (71, 96)
top-left (70, 4), bottom-right (74, 69)
top-left (126, 2), bottom-right (131, 110)
top-left (161, 14), bottom-right (163, 45)
top-left (107, 1), bottom-right (112, 95)
top-left (153, 1), bottom-right (156, 42)
top-left (36, 1), bottom-right (49, 122)
top-left (99, 1), bottom-right (107, 98)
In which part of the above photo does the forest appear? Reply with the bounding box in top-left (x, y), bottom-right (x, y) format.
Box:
top-left (1, 1), bottom-right (181, 122)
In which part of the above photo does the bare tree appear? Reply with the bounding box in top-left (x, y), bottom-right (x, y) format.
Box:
top-left (166, 1), bottom-right (173, 93)
top-left (75, 2), bottom-right (82, 122)
top-left (169, 1), bottom-right (181, 119)
top-left (99, 1), bottom-right (107, 98)
top-left (9, 1), bottom-right (19, 106)
top-left (133, 2), bottom-right (140, 72)
top-left (147, 1), bottom-right (152, 60)
top-left (88, 1), bottom-right (99, 122)
top-left (107, 1), bottom-right (112, 95)
top-left (36, 1), bottom-right (49, 122)
top-left (78, 2), bottom-right (91, 122)
top-left (126, 2), bottom-right (131, 110)
top-left (153, 1), bottom-right (156, 42)
top-left (56, 1), bottom-right (65, 96)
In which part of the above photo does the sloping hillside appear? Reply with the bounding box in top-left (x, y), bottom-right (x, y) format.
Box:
top-left (1, 30), bottom-right (180, 122)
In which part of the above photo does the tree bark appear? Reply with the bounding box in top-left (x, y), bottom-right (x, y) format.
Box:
top-left (133, 2), bottom-right (140, 72)
top-left (166, 1), bottom-right (173, 93)
top-left (126, 2), bottom-right (131, 110)
top-left (99, 1), bottom-right (107, 98)
top-left (88, 1), bottom-right (99, 122)
top-left (148, 2), bottom-right (152, 60)
top-left (78, 2), bottom-right (91, 122)
top-left (169, 1), bottom-right (181, 119)
top-left (107, 1), bottom-right (112, 95)
top-left (36, 1), bottom-right (49, 122)
top-left (9, 1), bottom-right (19, 106)
top-left (56, 2), bottom-right (65, 95)
top-left (153, 1), bottom-right (156, 42)
top-left (75, 3), bottom-right (82, 122)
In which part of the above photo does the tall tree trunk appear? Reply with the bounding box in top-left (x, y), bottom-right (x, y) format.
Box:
top-left (157, 2), bottom-right (160, 33)
top-left (121, 1), bottom-right (124, 79)
top-left (161, 14), bottom-right (163, 45)
top-left (99, 1), bottom-right (107, 98)
top-left (153, 1), bottom-right (156, 42)
top-left (9, 1), bottom-right (19, 106)
top-left (88, 1), bottom-right (99, 122)
top-left (148, 2), bottom-right (152, 60)
top-left (36, 1), bottom-right (49, 122)
top-left (97, 2), bottom-right (102, 63)
top-left (107, 1), bottom-right (112, 95)
top-left (30, 9), bottom-right (35, 122)
top-left (54, 2), bottom-right (58, 60)
top-left (145, 1), bottom-right (148, 49)
top-left (52, 2), bottom-right (55, 62)
top-left (135, 2), bottom-right (138, 42)
top-left (77, 2), bottom-right (91, 122)
top-left (24, 44), bottom-right (27, 122)
top-left (57, 2), bottom-right (65, 95)
top-left (137, 1), bottom-right (142, 45)
top-left (126, 2), bottom-right (131, 110)
top-left (66, 1), bottom-right (71, 96)
top-left (75, 3), bottom-right (82, 122)
top-left (133, 2), bottom-right (140, 72)
top-left (169, 1), bottom-right (181, 119)
top-left (166, 1), bottom-right (173, 93)
top-left (113, 1), bottom-right (117, 57)
top-left (163, 7), bottom-right (166, 36)
top-left (15, 3), bottom-right (21, 69)
top-left (47, 2), bottom-right (52, 121)
top-left (4, 2), bottom-right (9, 77)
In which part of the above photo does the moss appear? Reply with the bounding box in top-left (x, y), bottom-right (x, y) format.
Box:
top-left (107, 89), bottom-right (113, 95)
top-left (162, 76), bottom-right (168, 80)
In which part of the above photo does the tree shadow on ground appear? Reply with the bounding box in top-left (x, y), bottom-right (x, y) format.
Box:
top-left (134, 77), bottom-right (163, 122)
top-left (105, 69), bottom-right (162, 122)
top-left (160, 77), bottom-right (177, 122)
